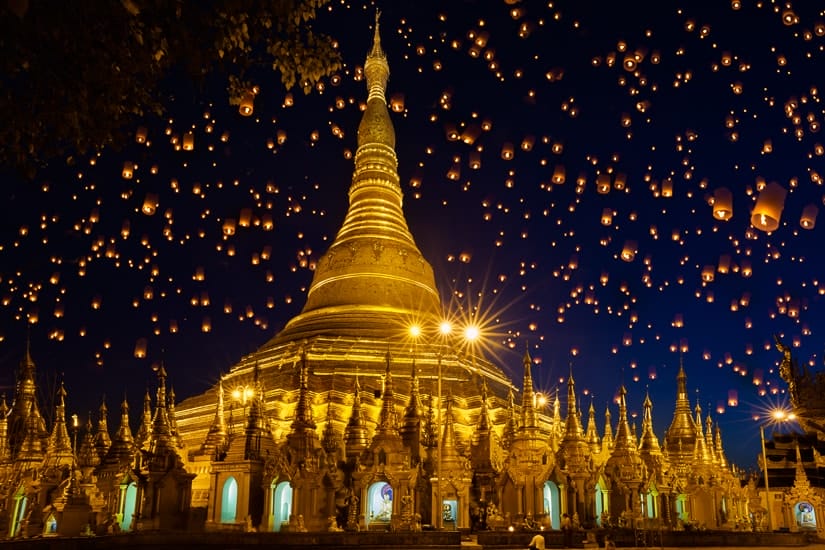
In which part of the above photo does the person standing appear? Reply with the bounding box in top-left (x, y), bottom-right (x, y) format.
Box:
top-left (528, 532), bottom-right (546, 550)
top-left (561, 513), bottom-right (573, 547)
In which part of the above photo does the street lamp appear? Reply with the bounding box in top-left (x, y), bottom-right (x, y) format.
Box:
top-left (408, 319), bottom-right (479, 530)
top-left (759, 408), bottom-right (796, 532)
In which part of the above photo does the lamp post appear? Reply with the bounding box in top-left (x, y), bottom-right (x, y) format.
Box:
top-left (759, 408), bottom-right (796, 532)
top-left (409, 320), bottom-right (478, 530)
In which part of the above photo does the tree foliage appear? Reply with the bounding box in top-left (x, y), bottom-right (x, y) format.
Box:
top-left (0, 0), bottom-right (341, 175)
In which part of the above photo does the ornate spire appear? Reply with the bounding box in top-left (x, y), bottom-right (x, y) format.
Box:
top-left (149, 364), bottom-right (175, 454)
top-left (291, 349), bottom-right (316, 431)
top-left (520, 347), bottom-right (537, 429)
top-left (502, 386), bottom-right (518, 450)
top-left (639, 390), bottom-right (662, 455)
top-left (585, 399), bottom-right (600, 455)
top-left (602, 404), bottom-right (614, 452)
top-left (376, 351), bottom-right (399, 434)
top-left (0, 395), bottom-right (9, 463)
top-left (321, 394), bottom-right (341, 457)
top-left (243, 365), bottom-right (266, 461)
top-left (103, 396), bottom-right (135, 465)
top-left (692, 401), bottom-right (711, 464)
top-left (94, 397), bottom-right (112, 460)
top-left (440, 394), bottom-right (460, 463)
top-left (476, 378), bottom-right (491, 433)
top-left (400, 359), bottom-right (423, 462)
top-left (135, 389), bottom-right (153, 450)
top-left (344, 375), bottom-right (369, 461)
top-left (705, 409), bottom-right (717, 464)
top-left (612, 386), bottom-right (636, 452)
top-left (272, 12), bottom-right (440, 343)
top-left (168, 386), bottom-right (183, 448)
top-left (664, 358), bottom-right (697, 462)
top-left (562, 368), bottom-right (585, 442)
top-left (46, 381), bottom-right (74, 467)
top-left (77, 415), bottom-right (99, 468)
top-left (714, 423), bottom-right (728, 469)
top-left (201, 378), bottom-right (228, 459)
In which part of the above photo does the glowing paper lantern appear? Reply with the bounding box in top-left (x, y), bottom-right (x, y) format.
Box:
top-left (135, 127), bottom-right (148, 144)
top-left (620, 240), bottom-right (637, 261)
top-left (141, 194), bottom-right (158, 216)
top-left (597, 174), bottom-right (611, 194)
top-left (601, 208), bottom-right (613, 226)
top-left (501, 142), bottom-right (514, 160)
top-left (182, 132), bottom-right (195, 151)
top-left (222, 219), bottom-right (236, 236)
top-left (552, 165), bottom-right (566, 184)
top-left (134, 338), bottom-right (147, 359)
top-left (750, 182), bottom-right (787, 231)
top-left (712, 187), bottom-right (733, 220)
top-left (239, 92), bottom-right (255, 116)
top-left (122, 162), bottom-right (134, 179)
top-left (800, 204), bottom-right (818, 229)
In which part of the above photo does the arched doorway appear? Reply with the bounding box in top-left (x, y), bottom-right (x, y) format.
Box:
top-left (9, 485), bottom-right (27, 538)
top-left (367, 481), bottom-right (393, 526)
top-left (594, 477), bottom-right (608, 526)
top-left (543, 481), bottom-right (561, 529)
top-left (120, 481), bottom-right (138, 531)
top-left (272, 481), bottom-right (292, 531)
top-left (794, 501), bottom-right (817, 530)
top-left (221, 477), bottom-right (239, 523)
top-left (645, 483), bottom-right (659, 519)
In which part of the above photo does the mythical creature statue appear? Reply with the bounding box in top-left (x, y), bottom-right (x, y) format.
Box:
top-left (775, 334), bottom-right (825, 436)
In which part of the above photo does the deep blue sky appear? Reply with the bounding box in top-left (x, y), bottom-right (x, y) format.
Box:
top-left (2, 0), bottom-right (821, 468)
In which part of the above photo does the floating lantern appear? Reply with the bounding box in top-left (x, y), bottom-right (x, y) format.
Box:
top-left (718, 254), bottom-right (731, 274)
top-left (262, 214), bottom-right (274, 231)
top-left (521, 135), bottom-right (535, 151)
top-left (552, 165), bottom-right (566, 184)
top-left (601, 208), bottom-right (613, 226)
top-left (613, 173), bottom-right (627, 191)
top-left (800, 204), bottom-right (818, 229)
top-left (712, 187), bottom-right (733, 220)
top-left (135, 127), bottom-right (148, 144)
top-left (501, 142), bottom-right (514, 160)
top-left (239, 91), bottom-right (255, 116)
top-left (750, 182), bottom-right (787, 231)
top-left (727, 390), bottom-right (738, 407)
top-left (141, 194), bottom-right (158, 216)
top-left (597, 174), bottom-right (611, 194)
top-left (222, 219), bottom-right (236, 236)
top-left (661, 179), bottom-right (673, 197)
top-left (390, 93), bottom-right (405, 112)
top-left (122, 162), bottom-right (134, 179)
top-left (134, 338), bottom-right (147, 359)
top-left (701, 266), bottom-right (715, 282)
top-left (182, 132), bottom-right (195, 151)
top-left (238, 208), bottom-right (252, 228)
top-left (620, 240), bottom-right (637, 261)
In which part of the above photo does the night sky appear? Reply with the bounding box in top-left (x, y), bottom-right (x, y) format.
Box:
top-left (2, 0), bottom-right (822, 469)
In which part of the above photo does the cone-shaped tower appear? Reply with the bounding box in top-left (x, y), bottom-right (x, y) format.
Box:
top-left (344, 375), bottom-right (369, 462)
top-left (94, 397), bottom-right (112, 460)
top-left (46, 381), bottom-right (74, 467)
top-left (269, 14), bottom-right (440, 345)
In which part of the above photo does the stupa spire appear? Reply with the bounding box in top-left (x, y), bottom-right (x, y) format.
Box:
top-left (103, 395), bottom-right (135, 465)
top-left (520, 347), bottom-right (537, 429)
top-left (344, 375), bottom-right (369, 461)
top-left (664, 357), bottom-right (697, 461)
top-left (639, 390), bottom-right (661, 454)
top-left (201, 377), bottom-right (228, 458)
top-left (94, 397), bottom-right (112, 460)
top-left (273, 12), bottom-right (440, 343)
top-left (585, 399), bottom-right (601, 454)
top-left (46, 381), bottom-right (74, 466)
top-left (292, 349), bottom-right (316, 430)
top-left (0, 395), bottom-right (9, 462)
top-left (376, 351), bottom-right (399, 433)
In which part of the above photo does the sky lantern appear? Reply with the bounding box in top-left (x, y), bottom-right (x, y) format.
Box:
top-left (718, 254), bottom-right (731, 274)
top-left (597, 173), bottom-right (611, 194)
top-left (620, 240), bottom-right (637, 261)
top-left (661, 179), bottom-right (673, 198)
top-left (122, 161), bottom-right (134, 179)
top-left (390, 92), bottom-right (405, 112)
top-left (135, 126), bottom-right (148, 144)
top-left (601, 208), bottom-right (613, 226)
top-left (750, 182), bottom-right (787, 231)
top-left (712, 187), bottom-right (733, 220)
top-left (501, 142), bottom-right (514, 160)
top-left (727, 389), bottom-right (738, 407)
top-left (800, 204), bottom-right (818, 229)
top-left (613, 173), bottom-right (627, 191)
top-left (222, 219), bottom-right (236, 236)
top-left (182, 131), bottom-right (195, 151)
top-left (239, 91), bottom-right (255, 116)
top-left (141, 193), bottom-right (158, 216)
top-left (552, 165), bottom-right (565, 184)
top-left (134, 337), bottom-right (147, 359)
top-left (701, 266), bottom-right (715, 282)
